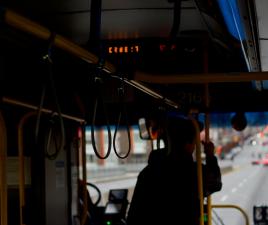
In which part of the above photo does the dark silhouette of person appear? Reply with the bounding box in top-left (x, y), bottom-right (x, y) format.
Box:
top-left (126, 116), bottom-right (222, 225)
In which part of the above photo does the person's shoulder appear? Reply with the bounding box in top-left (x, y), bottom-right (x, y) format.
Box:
top-left (148, 148), bottom-right (168, 165)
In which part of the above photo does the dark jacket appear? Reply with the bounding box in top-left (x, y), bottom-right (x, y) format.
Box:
top-left (126, 148), bottom-right (222, 225)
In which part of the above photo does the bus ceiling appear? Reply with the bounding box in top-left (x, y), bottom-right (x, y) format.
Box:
top-left (1, 1), bottom-right (268, 114)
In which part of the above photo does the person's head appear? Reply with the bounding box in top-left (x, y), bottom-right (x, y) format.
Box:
top-left (165, 116), bottom-right (197, 156)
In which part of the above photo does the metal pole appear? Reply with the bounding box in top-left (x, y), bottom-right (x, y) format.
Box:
top-left (203, 36), bottom-right (212, 225)
top-left (191, 118), bottom-right (204, 225)
top-left (80, 124), bottom-right (88, 225)
top-left (18, 111), bottom-right (37, 225)
top-left (0, 111), bottom-right (7, 225)
top-left (204, 84), bottom-right (212, 225)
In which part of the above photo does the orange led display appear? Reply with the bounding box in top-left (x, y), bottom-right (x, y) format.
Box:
top-left (108, 45), bottom-right (140, 54)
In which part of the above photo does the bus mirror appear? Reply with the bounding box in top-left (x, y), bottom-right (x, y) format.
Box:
top-left (138, 118), bottom-right (150, 139)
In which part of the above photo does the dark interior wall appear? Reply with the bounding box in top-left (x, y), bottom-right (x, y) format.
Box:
top-left (2, 100), bottom-right (81, 225)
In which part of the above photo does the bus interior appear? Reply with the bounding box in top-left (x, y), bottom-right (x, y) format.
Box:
top-left (1, 0), bottom-right (268, 225)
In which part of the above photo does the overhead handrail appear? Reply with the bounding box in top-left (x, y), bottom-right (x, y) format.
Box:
top-left (114, 77), bottom-right (179, 109)
top-left (2, 97), bottom-right (85, 123)
top-left (0, 111), bottom-right (7, 225)
top-left (1, 7), bottom-right (178, 109)
top-left (134, 70), bottom-right (268, 84)
top-left (212, 204), bottom-right (250, 225)
top-left (1, 8), bottom-right (115, 74)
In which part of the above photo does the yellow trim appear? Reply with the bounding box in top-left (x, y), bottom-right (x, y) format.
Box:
top-left (212, 204), bottom-right (250, 225)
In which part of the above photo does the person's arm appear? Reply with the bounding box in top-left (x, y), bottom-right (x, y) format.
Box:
top-left (202, 141), bottom-right (222, 197)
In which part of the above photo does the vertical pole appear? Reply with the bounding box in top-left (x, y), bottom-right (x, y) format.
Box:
top-left (18, 111), bottom-right (36, 225)
top-left (205, 84), bottom-right (212, 225)
top-left (192, 118), bottom-right (204, 225)
top-left (203, 35), bottom-right (212, 225)
top-left (81, 123), bottom-right (88, 225)
top-left (0, 111), bottom-right (7, 225)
